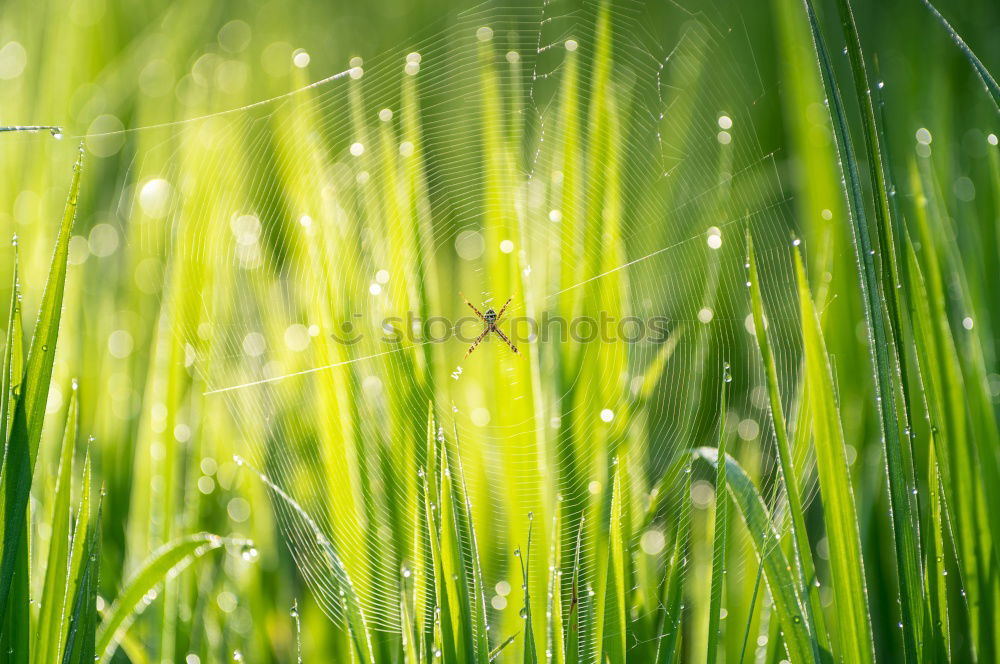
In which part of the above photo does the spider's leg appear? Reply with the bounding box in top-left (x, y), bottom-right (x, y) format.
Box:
top-left (495, 296), bottom-right (514, 322)
top-left (464, 328), bottom-right (490, 359)
top-left (493, 326), bottom-right (520, 356)
top-left (460, 292), bottom-right (487, 321)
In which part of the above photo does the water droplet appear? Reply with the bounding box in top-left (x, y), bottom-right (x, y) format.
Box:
top-left (519, 607), bottom-right (528, 619)
top-left (723, 362), bottom-right (732, 383)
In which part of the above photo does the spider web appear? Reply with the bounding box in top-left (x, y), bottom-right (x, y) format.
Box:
top-left (68, 0), bottom-right (819, 654)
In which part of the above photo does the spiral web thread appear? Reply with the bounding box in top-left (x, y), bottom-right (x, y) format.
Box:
top-left (86, 0), bottom-right (819, 652)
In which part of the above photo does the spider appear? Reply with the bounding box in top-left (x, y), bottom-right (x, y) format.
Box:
top-left (461, 293), bottom-right (520, 358)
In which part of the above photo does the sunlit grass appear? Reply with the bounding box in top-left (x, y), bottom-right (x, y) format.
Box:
top-left (1, 0), bottom-right (999, 661)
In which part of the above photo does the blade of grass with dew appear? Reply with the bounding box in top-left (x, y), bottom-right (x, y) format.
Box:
top-left (916, 152), bottom-right (1000, 660)
top-left (424, 468), bottom-right (458, 664)
top-left (32, 384), bottom-right (78, 664)
top-left (519, 518), bottom-right (538, 664)
top-left (794, 248), bottom-right (874, 663)
top-left (0, 244), bottom-right (24, 663)
top-left (924, 439), bottom-right (951, 662)
top-left (564, 516), bottom-right (583, 664)
top-left (62, 496), bottom-right (101, 664)
top-left (907, 165), bottom-right (989, 659)
top-left (692, 448), bottom-right (815, 663)
top-left (400, 583), bottom-right (419, 664)
top-left (705, 380), bottom-right (728, 664)
top-left (0, 241), bottom-right (21, 447)
top-left (436, 435), bottom-right (478, 663)
top-left (490, 632), bottom-right (518, 661)
top-left (600, 460), bottom-right (626, 664)
top-left (0, 146), bottom-right (82, 622)
top-left (830, 0), bottom-right (925, 655)
top-left (548, 501), bottom-right (564, 664)
top-left (59, 451), bottom-right (91, 664)
top-left (920, 0), bottom-right (1000, 113)
top-left (451, 424), bottom-right (491, 664)
top-left (747, 231), bottom-right (827, 657)
top-left (240, 456), bottom-right (375, 664)
top-left (654, 466), bottom-right (691, 664)
top-left (96, 533), bottom-right (235, 662)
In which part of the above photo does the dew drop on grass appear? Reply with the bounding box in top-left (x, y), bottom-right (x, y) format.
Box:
top-left (723, 362), bottom-right (732, 383)
top-left (241, 543), bottom-right (258, 562)
top-left (519, 607), bottom-right (528, 619)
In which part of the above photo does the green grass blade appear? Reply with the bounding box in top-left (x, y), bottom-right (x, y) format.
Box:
top-left (33, 383), bottom-right (78, 664)
top-left (601, 460), bottom-right (626, 664)
top-left (62, 496), bottom-right (101, 664)
top-left (490, 632), bottom-right (518, 661)
top-left (95, 533), bottom-right (233, 662)
top-left (548, 503), bottom-right (564, 664)
top-left (829, 0), bottom-right (925, 655)
top-left (565, 516), bottom-right (583, 664)
top-left (450, 427), bottom-right (491, 664)
top-left (920, 0), bottom-right (1000, 112)
top-left (0, 146), bottom-right (83, 619)
top-left (747, 231), bottom-right (828, 655)
top-left (436, 438), bottom-right (476, 663)
top-left (520, 519), bottom-right (538, 664)
top-left (61, 452), bottom-right (91, 664)
top-left (653, 470), bottom-right (689, 664)
top-left (400, 585), bottom-right (419, 664)
top-left (705, 381), bottom-right (728, 664)
top-left (692, 448), bottom-right (815, 663)
top-left (794, 249), bottom-right (874, 663)
top-left (0, 243), bottom-right (21, 446)
top-left (0, 247), bottom-right (26, 664)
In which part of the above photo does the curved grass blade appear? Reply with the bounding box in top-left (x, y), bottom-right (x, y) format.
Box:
top-left (692, 448), bottom-right (815, 663)
top-left (920, 0), bottom-right (1000, 113)
top-left (96, 533), bottom-right (235, 662)
top-left (238, 456), bottom-right (375, 664)
top-left (794, 248), bottom-right (874, 663)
